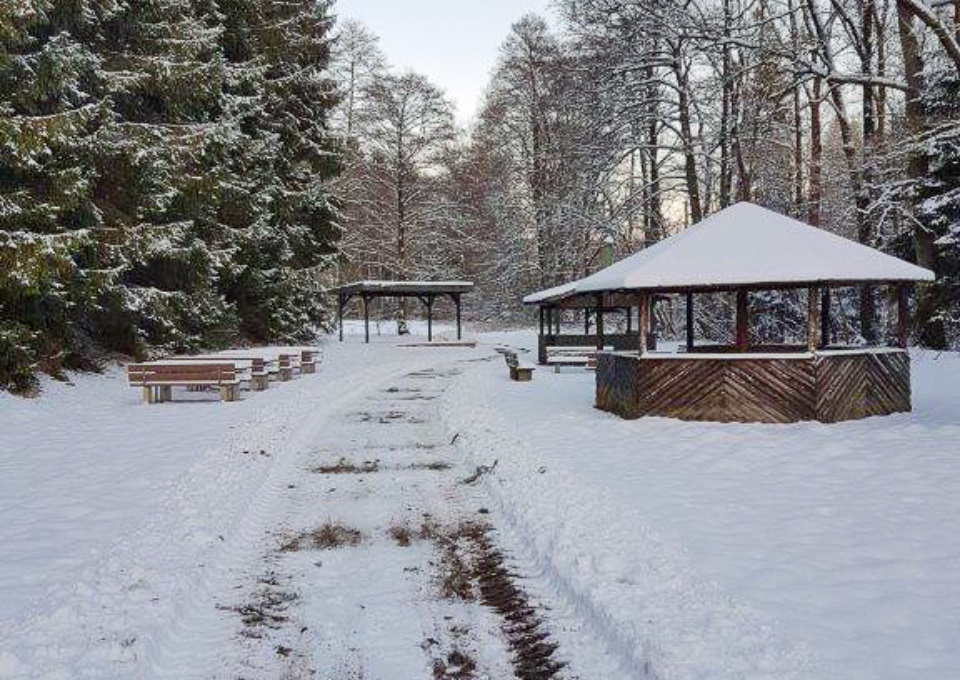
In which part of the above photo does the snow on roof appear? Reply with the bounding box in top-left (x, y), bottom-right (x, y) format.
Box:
top-left (336, 280), bottom-right (475, 295)
top-left (573, 203), bottom-right (934, 293)
top-left (522, 281), bottom-right (579, 304)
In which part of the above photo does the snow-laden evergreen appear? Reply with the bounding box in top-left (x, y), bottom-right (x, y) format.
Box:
top-left (0, 0), bottom-right (340, 392)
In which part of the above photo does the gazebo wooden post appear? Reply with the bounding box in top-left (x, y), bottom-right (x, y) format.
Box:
top-left (806, 286), bottom-right (820, 352)
top-left (423, 295), bottom-right (435, 342)
top-left (686, 292), bottom-right (695, 352)
top-left (896, 283), bottom-right (910, 349)
top-left (648, 297), bottom-right (658, 351)
top-left (539, 306), bottom-right (545, 336)
top-left (735, 289), bottom-right (749, 350)
top-left (454, 293), bottom-right (462, 340)
top-left (595, 295), bottom-right (605, 350)
top-left (555, 306), bottom-right (561, 335)
top-left (638, 294), bottom-right (649, 356)
top-left (362, 294), bottom-right (370, 344)
top-left (584, 308), bottom-right (590, 335)
top-left (626, 307), bottom-right (633, 334)
top-left (820, 288), bottom-right (832, 348)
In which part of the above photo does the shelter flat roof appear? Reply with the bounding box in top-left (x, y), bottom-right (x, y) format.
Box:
top-left (336, 280), bottom-right (475, 297)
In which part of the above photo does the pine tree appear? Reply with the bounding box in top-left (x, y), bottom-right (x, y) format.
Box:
top-left (0, 1), bottom-right (114, 391)
top-left (90, 0), bottom-right (238, 356)
top-left (218, 0), bottom-right (340, 342)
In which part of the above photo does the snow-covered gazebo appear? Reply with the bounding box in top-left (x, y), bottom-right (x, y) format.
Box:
top-left (529, 203), bottom-right (935, 423)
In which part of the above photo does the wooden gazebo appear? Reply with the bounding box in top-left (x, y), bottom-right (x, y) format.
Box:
top-left (530, 203), bottom-right (935, 424)
top-left (523, 282), bottom-right (648, 364)
top-left (335, 280), bottom-right (474, 343)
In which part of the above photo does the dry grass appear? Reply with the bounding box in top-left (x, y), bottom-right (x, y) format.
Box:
top-left (312, 458), bottom-right (379, 475)
top-left (280, 523), bottom-right (363, 552)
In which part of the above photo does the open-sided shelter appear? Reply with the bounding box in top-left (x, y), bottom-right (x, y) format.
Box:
top-left (527, 203), bottom-right (935, 423)
top-left (335, 280), bottom-right (474, 343)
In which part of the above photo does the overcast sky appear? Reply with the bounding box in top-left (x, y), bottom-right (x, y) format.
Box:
top-left (334, 0), bottom-right (556, 124)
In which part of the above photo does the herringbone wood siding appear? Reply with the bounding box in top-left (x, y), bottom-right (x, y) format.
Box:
top-left (596, 351), bottom-right (911, 424)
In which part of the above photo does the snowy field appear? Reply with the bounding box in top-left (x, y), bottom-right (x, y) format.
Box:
top-left (0, 326), bottom-right (958, 678)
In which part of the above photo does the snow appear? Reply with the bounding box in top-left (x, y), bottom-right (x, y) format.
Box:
top-left (532, 203), bottom-right (934, 299)
top-left (522, 280), bottom-right (578, 304)
top-left (446, 331), bottom-right (960, 680)
top-left (1, 327), bottom-right (958, 679)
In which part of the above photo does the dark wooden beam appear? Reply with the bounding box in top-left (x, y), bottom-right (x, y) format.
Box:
top-left (338, 292), bottom-right (345, 342)
top-left (806, 286), bottom-right (819, 352)
top-left (648, 297), bottom-right (658, 351)
top-left (896, 283), bottom-right (910, 348)
top-left (363, 294), bottom-right (370, 344)
top-left (686, 292), bottom-right (695, 352)
top-left (455, 294), bottom-right (462, 340)
top-left (539, 306), bottom-right (545, 336)
top-left (584, 308), bottom-right (590, 334)
top-left (735, 290), bottom-right (749, 349)
top-left (626, 306), bottom-right (633, 333)
top-left (820, 288), bottom-right (832, 348)
top-left (638, 295), bottom-right (649, 355)
top-left (595, 295), bottom-right (605, 350)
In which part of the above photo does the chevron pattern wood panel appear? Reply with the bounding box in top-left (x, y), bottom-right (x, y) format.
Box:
top-left (596, 350), bottom-right (911, 424)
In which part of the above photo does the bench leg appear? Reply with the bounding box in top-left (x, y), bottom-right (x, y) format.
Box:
top-left (160, 386), bottom-right (172, 402)
top-left (301, 362), bottom-right (316, 374)
top-left (219, 385), bottom-right (239, 402)
top-left (280, 368), bottom-right (293, 382)
top-left (555, 365), bottom-right (561, 374)
top-left (517, 369), bottom-right (533, 382)
top-left (252, 375), bottom-right (268, 391)
top-left (142, 386), bottom-right (153, 404)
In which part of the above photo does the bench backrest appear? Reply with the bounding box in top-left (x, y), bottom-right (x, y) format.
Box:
top-left (546, 346), bottom-right (597, 356)
top-left (128, 363), bottom-right (237, 385)
top-left (504, 351), bottom-right (519, 368)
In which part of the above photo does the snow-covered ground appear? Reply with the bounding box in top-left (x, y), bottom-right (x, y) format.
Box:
top-left (449, 331), bottom-right (960, 680)
top-left (1, 326), bottom-right (958, 679)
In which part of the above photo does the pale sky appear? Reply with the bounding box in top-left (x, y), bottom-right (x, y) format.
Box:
top-left (334, 0), bottom-right (556, 124)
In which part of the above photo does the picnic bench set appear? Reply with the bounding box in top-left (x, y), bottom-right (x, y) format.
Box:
top-left (126, 347), bottom-right (320, 404)
top-left (500, 345), bottom-right (611, 382)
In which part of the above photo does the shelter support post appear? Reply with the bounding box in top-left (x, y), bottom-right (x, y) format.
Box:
top-left (539, 307), bottom-right (545, 336)
top-left (648, 297), bottom-right (658, 351)
top-left (806, 286), bottom-right (820, 352)
top-left (338, 292), bottom-right (345, 342)
top-left (626, 307), bottom-right (633, 334)
top-left (735, 290), bottom-right (749, 349)
top-left (584, 309), bottom-right (590, 334)
top-left (554, 307), bottom-right (561, 335)
top-left (821, 288), bottom-right (832, 348)
top-left (421, 295), bottom-right (435, 342)
top-left (638, 294), bottom-right (649, 356)
top-left (363, 294), bottom-right (370, 344)
top-left (896, 283), bottom-right (910, 349)
top-left (455, 294), bottom-right (462, 340)
top-left (595, 295), bottom-right (605, 350)
top-left (686, 292), bottom-right (694, 352)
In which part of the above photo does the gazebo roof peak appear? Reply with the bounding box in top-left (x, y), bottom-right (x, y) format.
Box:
top-left (576, 202), bottom-right (933, 293)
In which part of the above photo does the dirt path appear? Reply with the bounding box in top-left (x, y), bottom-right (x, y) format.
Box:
top-left (216, 355), bottom-right (571, 679)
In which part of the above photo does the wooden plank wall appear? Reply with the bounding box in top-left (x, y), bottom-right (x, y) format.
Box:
top-left (596, 351), bottom-right (911, 424)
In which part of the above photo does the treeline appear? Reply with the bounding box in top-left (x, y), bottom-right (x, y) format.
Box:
top-left (334, 1), bottom-right (959, 345)
top-left (0, 1), bottom-right (339, 392)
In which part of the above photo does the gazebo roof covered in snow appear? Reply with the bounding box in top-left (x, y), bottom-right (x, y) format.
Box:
top-left (578, 203), bottom-right (933, 293)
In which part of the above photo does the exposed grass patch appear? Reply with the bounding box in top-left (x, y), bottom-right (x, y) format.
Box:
top-left (389, 525), bottom-right (412, 547)
top-left (280, 523), bottom-right (363, 552)
top-left (313, 458), bottom-right (380, 475)
top-left (405, 461), bottom-right (452, 471)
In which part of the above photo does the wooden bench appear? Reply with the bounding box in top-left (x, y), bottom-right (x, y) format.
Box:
top-left (162, 356), bottom-right (267, 391)
top-left (128, 363), bottom-right (241, 403)
top-left (504, 350), bottom-right (535, 382)
top-left (545, 346), bottom-right (598, 372)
